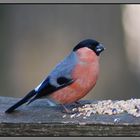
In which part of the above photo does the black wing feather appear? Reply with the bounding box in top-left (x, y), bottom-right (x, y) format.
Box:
top-left (27, 76), bottom-right (74, 104)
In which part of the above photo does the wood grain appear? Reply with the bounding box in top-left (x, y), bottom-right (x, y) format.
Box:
top-left (0, 97), bottom-right (140, 136)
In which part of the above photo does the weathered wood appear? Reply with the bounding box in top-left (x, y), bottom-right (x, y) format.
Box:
top-left (0, 96), bottom-right (140, 136)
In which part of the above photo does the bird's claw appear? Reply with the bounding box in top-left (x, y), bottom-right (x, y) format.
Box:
top-left (61, 104), bottom-right (78, 114)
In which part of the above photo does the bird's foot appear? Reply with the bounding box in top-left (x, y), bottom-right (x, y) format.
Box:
top-left (61, 104), bottom-right (78, 114)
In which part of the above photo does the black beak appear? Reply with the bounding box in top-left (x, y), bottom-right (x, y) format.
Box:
top-left (95, 44), bottom-right (105, 56)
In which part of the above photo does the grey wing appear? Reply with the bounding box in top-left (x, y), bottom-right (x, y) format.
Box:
top-left (34, 51), bottom-right (78, 97)
top-left (48, 51), bottom-right (78, 87)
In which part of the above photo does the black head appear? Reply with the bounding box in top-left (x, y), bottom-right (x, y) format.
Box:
top-left (73, 39), bottom-right (105, 56)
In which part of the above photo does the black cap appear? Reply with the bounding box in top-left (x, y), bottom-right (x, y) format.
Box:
top-left (73, 39), bottom-right (105, 56)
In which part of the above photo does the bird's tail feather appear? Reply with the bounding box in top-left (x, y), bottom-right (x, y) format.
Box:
top-left (5, 90), bottom-right (36, 113)
top-left (26, 96), bottom-right (37, 105)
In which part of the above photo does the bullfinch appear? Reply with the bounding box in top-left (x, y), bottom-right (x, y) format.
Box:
top-left (5, 39), bottom-right (105, 113)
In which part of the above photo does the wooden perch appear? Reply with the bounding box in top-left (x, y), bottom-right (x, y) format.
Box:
top-left (0, 96), bottom-right (140, 136)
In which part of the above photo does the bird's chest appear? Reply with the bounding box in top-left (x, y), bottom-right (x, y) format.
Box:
top-left (72, 48), bottom-right (99, 90)
top-left (72, 60), bottom-right (99, 91)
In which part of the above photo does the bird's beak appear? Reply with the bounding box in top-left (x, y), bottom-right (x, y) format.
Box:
top-left (95, 43), bottom-right (105, 56)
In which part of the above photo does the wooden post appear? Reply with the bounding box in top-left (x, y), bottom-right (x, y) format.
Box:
top-left (0, 96), bottom-right (140, 136)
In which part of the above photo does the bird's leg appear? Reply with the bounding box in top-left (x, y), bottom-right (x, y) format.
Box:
top-left (61, 104), bottom-right (76, 114)
top-left (61, 101), bottom-right (85, 114)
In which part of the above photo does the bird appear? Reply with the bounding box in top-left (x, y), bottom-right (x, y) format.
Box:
top-left (5, 39), bottom-right (105, 113)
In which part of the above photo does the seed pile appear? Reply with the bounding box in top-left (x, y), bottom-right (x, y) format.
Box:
top-left (63, 99), bottom-right (140, 119)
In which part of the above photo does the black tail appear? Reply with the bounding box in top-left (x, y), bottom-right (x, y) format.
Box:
top-left (5, 90), bottom-right (36, 113)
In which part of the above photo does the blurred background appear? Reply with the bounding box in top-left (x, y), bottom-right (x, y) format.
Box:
top-left (0, 4), bottom-right (140, 100)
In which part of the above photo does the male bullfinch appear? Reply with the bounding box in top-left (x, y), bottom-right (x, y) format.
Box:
top-left (5, 39), bottom-right (105, 113)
